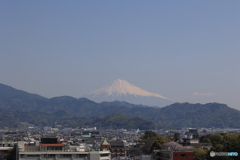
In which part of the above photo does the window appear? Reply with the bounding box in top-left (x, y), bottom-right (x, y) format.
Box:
top-left (100, 154), bottom-right (109, 157)
top-left (44, 154), bottom-right (55, 158)
top-left (180, 154), bottom-right (186, 157)
top-left (49, 154), bottom-right (56, 158)
top-left (27, 155), bottom-right (40, 157)
top-left (60, 154), bottom-right (71, 158)
top-left (76, 154), bottom-right (87, 158)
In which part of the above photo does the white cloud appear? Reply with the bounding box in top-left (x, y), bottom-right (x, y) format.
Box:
top-left (192, 92), bottom-right (215, 96)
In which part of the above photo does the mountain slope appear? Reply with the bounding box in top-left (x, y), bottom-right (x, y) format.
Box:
top-left (1, 83), bottom-right (240, 128)
top-left (86, 79), bottom-right (173, 107)
top-left (0, 83), bottom-right (48, 110)
top-left (89, 79), bottom-right (168, 99)
top-left (84, 113), bottom-right (174, 130)
top-left (0, 83), bottom-right (46, 100)
top-left (0, 108), bottom-right (176, 130)
top-left (156, 103), bottom-right (240, 128)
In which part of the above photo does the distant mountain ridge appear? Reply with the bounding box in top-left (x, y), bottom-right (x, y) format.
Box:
top-left (0, 108), bottom-right (163, 130)
top-left (0, 83), bottom-right (46, 100)
top-left (86, 79), bottom-right (173, 107)
top-left (1, 82), bottom-right (240, 128)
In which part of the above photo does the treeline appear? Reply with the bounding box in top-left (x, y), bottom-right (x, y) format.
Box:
top-left (0, 109), bottom-right (177, 130)
top-left (133, 131), bottom-right (240, 160)
top-left (197, 133), bottom-right (240, 160)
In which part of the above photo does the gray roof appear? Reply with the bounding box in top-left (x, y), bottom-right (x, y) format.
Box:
top-left (109, 140), bottom-right (124, 147)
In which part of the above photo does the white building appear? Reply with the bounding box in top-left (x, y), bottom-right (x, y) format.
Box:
top-left (19, 151), bottom-right (111, 160)
top-left (18, 141), bottom-right (111, 160)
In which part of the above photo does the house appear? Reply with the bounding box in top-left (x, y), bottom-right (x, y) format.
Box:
top-left (100, 140), bottom-right (126, 159)
top-left (172, 151), bottom-right (195, 160)
top-left (154, 150), bottom-right (195, 160)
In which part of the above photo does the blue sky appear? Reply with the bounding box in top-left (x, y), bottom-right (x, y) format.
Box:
top-left (1, 1), bottom-right (240, 109)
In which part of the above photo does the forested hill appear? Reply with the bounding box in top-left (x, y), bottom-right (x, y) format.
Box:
top-left (0, 108), bottom-right (175, 130)
top-left (1, 83), bottom-right (240, 128)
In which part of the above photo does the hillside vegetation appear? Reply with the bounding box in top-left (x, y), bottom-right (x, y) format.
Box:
top-left (1, 83), bottom-right (240, 128)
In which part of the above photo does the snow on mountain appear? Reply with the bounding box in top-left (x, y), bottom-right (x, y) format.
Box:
top-left (85, 79), bottom-right (173, 107)
top-left (89, 79), bottom-right (168, 99)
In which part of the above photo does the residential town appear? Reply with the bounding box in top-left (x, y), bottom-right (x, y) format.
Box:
top-left (0, 126), bottom-right (239, 160)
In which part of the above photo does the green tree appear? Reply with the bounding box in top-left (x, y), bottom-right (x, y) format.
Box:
top-left (221, 133), bottom-right (240, 153)
top-left (165, 132), bottom-right (174, 141)
top-left (193, 133), bottom-right (199, 139)
top-left (141, 137), bottom-right (157, 154)
top-left (139, 130), bottom-right (158, 154)
top-left (193, 148), bottom-right (207, 160)
top-left (201, 137), bottom-right (211, 144)
top-left (208, 134), bottom-right (224, 146)
top-left (143, 130), bottom-right (157, 139)
top-left (174, 133), bottom-right (180, 142)
top-left (200, 134), bottom-right (240, 160)
top-left (150, 136), bottom-right (166, 151)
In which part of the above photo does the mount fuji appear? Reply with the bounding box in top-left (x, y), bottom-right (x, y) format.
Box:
top-left (85, 79), bottom-right (174, 107)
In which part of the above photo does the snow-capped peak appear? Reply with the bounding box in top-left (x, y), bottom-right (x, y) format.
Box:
top-left (88, 79), bottom-right (168, 100)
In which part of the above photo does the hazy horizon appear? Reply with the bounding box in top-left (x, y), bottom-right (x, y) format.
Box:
top-left (1, 1), bottom-right (240, 110)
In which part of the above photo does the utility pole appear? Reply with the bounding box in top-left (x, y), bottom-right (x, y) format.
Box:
top-left (15, 143), bottom-right (19, 160)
